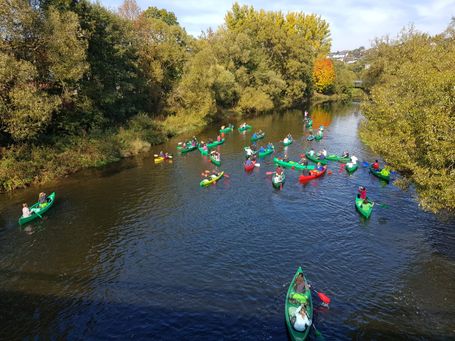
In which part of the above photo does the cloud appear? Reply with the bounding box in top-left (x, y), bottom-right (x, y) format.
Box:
top-left (100, 0), bottom-right (455, 51)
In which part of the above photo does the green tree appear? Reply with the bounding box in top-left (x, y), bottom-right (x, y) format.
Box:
top-left (361, 24), bottom-right (455, 212)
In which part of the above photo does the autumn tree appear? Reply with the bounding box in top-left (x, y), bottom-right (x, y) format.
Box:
top-left (313, 58), bottom-right (335, 94)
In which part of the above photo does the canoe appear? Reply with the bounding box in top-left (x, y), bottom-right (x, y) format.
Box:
top-left (326, 154), bottom-right (350, 163)
top-left (305, 152), bottom-right (328, 165)
top-left (306, 120), bottom-right (313, 128)
top-left (238, 124), bottom-right (252, 132)
top-left (244, 146), bottom-right (257, 156)
top-left (345, 163), bottom-right (358, 174)
top-left (207, 139), bottom-right (225, 149)
top-left (155, 154), bottom-right (172, 163)
top-left (251, 132), bottom-right (265, 142)
top-left (306, 135), bottom-right (314, 141)
top-left (19, 192), bottom-right (56, 225)
top-left (258, 146), bottom-right (274, 158)
top-left (299, 166), bottom-right (327, 182)
top-left (198, 145), bottom-right (209, 155)
top-left (244, 160), bottom-right (256, 172)
top-left (272, 173), bottom-right (286, 189)
top-left (315, 133), bottom-right (323, 141)
top-left (273, 158), bottom-right (315, 171)
top-left (285, 266), bottom-right (313, 341)
top-left (200, 172), bottom-right (224, 187)
top-left (178, 144), bottom-right (197, 153)
top-left (210, 154), bottom-right (221, 166)
top-left (219, 124), bottom-right (234, 133)
top-left (283, 138), bottom-right (293, 146)
top-left (355, 196), bottom-right (374, 218)
top-left (369, 166), bottom-right (390, 182)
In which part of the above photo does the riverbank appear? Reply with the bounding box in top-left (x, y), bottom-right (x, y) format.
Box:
top-left (0, 114), bottom-right (166, 192)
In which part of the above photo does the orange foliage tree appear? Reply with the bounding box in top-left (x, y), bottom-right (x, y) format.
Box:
top-left (313, 58), bottom-right (335, 94)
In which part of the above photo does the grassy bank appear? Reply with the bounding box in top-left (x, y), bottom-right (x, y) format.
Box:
top-left (0, 114), bottom-right (166, 192)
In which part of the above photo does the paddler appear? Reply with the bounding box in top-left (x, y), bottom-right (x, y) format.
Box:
top-left (22, 203), bottom-right (32, 218)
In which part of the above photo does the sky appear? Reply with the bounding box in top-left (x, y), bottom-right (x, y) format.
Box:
top-left (99, 0), bottom-right (455, 51)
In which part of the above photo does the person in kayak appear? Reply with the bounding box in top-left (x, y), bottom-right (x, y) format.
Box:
top-left (342, 151), bottom-right (350, 158)
top-left (276, 165), bottom-right (283, 175)
top-left (252, 133), bottom-right (257, 139)
top-left (245, 157), bottom-right (252, 166)
top-left (159, 151), bottom-right (165, 157)
top-left (372, 160), bottom-right (380, 170)
top-left (308, 149), bottom-right (315, 156)
top-left (293, 304), bottom-right (310, 332)
top-left (259, 146), bottom-right (265, 153)
top-left (22, 203), bottom-right (32, 218)
top-left (294, 273), bottom-right (306, 293)
top-left (318, 150), bottom-right (326, 160)
top-left (287, 133), bottom-right (292, 140)
top-left (38, 192), bottom-right (48, 208)
top-left (299, 157), bottom-right (308, 166)
top-left (267, 142), bottom-right (274, 150)
top-left (350, 155), bottom-right (358, 164)
top-left (358, 186), bottom-right (367, 200)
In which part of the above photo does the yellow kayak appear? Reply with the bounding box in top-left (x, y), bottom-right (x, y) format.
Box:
top-left (200, 172), bottom-right (224, 187)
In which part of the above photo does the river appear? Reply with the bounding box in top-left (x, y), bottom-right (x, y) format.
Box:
top-left (0, 102), bottom-right (454, 340)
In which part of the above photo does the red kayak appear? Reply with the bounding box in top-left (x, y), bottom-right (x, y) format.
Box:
top-left (299, 165), bottom-right (327, 182)
top-left (244, 160), bottom-right (256, 172)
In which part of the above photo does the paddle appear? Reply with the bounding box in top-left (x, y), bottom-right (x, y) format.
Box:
top-left (312, 324), bottom-right (323, 339)
top-left (266, 171), bottom-right (275, 175)
top-left (223, 173), bottom-right (230, 178)
top-left (371, 201), bottom-right (389, 208)
top-left (308, 284), bottom-right (331, 306)
top-left (254, 163), bottom-right (261, 167)
top-left (31, 208), bottom-right (43, 219)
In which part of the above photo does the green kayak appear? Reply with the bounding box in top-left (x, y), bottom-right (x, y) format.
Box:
top-left (198, 145), bottom-right (209, 155)
top-left (206, 139), bottom-right (225, 149)
top-left (200, 172), bottom-right (224, 187)
top-left (251, 132), bottom-right (265, 142)
top-left (238, 124), bottom-right (252, 132)
top-left (219, 124), bottom-right (234, 133)
top-left (285, 267), bottom-right (313, 341)
top-left (272, 172), bottom-right (286, 189)
top-left (305, 152), bottom-right (328, 165)
top-left (326, 154), bottom-right (350, 163)
top-left (345, 163), bottom-right (358, 174)
top-left (315, 133), bottom-right (323, 141)
top-left (210, 154), bottom-right (221, 166)
top-left (178, 144), bottom-right (197, 153)
top-left (355, 196), bottom-right (374, 218)
top-left (19, 192), bottom-right (56, 225)
top-left (274, 158), bottom-right (315, 170)
top-left (258, 146), bottom-right (274, 158)
top-left (283, 138), bottom-right (293, 146)
top-left (370, 166), bottom-right (390, 182)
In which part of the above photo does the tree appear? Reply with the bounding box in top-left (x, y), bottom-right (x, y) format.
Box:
top-left (360, 24), bottom-right (455, 212)
top-left (313, 58), bottom-right (335, 94)
top-left (142, 6), bottom-right (178, 26)
top-left (118, 0), bottom-right (140, 21)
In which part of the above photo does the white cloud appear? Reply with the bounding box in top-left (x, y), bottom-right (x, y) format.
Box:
top-left (102, 0), bottom-right (455, 51)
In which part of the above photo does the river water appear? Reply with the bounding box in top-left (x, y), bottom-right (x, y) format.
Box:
top-left (0, 102), bottom-right (454, 340)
